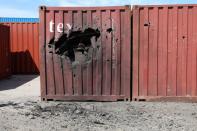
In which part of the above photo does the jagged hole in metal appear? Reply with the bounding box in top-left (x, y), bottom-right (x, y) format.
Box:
top-left (48, 28), bottom-right (100, 63)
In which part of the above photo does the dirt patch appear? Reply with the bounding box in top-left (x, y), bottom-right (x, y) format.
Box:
top-left (0, 98), bottom-right (197, 131)
top-left (0, 76), bottom-right (197, 131)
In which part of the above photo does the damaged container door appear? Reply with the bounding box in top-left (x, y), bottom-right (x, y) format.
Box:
top-left (40, 6), bottom-right (131, 101)
top-left (0, 25), bottom-right (11, 79)
top-left (133, 5), bottom-right (197, 101)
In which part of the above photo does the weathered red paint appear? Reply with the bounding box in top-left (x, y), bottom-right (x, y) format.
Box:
top-left (0, 25), bottom-right (11, 79)
top-left (133, 5), bottom-right (197, 101)
top-left (40, 6), bottom-right (131, 101)
top-left (1, 22), bottom-right (39, 74)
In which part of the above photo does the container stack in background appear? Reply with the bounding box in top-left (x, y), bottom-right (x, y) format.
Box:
top-left (0, 18), bottom-right (40, 74)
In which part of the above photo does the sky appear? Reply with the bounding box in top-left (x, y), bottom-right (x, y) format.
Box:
top-left (0, 0), bottom-right (196, 18)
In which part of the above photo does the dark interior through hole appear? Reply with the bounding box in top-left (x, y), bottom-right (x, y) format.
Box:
top-left (48, 28), bottom-right (100, 62)
top-left (106, 28), bottom-right (112, 33)
top-left (144, 22), bottom-right (150, 26)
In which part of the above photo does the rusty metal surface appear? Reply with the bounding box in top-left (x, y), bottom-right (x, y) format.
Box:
top-left (0, 25), bottom-right (11, 79)
top-left (40, 6), bottom-right (131, 101)
top-left (133, 5), bottom-right (197, 100)
top-left (1, 22), bottom-right (39, 74)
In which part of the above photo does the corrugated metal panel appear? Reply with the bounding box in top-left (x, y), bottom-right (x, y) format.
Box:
top-left (0, 17), bottom-right (39, 23)
top-left (1, 23), bottom-right (39, 74)
top-left (0, 25), bottom-right (11, 79)
top-left (133, 5), bottom-right (197, 101)
top-left (40, 6), bottom-right (131, 101)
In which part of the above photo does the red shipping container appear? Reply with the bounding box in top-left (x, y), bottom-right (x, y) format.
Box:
top-left (1, 23), bottom-right (39, 74)
top-left (0, 25), bottom-right (11, 79)
top-left (133, 5), bottom-right (197, 101)
top-left (39, 6), bottom-right (131, 101)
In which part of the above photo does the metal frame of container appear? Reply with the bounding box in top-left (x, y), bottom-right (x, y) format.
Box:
top-left (132, 4), bottom-right (197, 101)
top-left (1, 22), bottom-right (39, 74)
top-left (39, 6), bottom-right (131, 101)
top-left (0, 24), bottom-right (11, 79)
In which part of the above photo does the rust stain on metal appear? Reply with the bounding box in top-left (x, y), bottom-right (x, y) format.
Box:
top-left (40, 6), bottom-right (131, 101)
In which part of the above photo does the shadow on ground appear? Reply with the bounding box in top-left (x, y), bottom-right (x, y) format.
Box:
top-left (0, 75), bottom-right (39, 91)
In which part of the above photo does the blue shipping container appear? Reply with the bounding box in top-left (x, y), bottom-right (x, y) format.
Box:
top-left (0, 17), bottom-right (39, 23)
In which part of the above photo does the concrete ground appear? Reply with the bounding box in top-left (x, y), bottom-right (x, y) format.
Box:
top-left (0, 75), bottom-right (197, 131)
top-left (0, 75), bottom-right (40, 100)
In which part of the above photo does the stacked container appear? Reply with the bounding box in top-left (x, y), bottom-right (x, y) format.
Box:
top-left (1, 18), bottom-right (39, 74)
